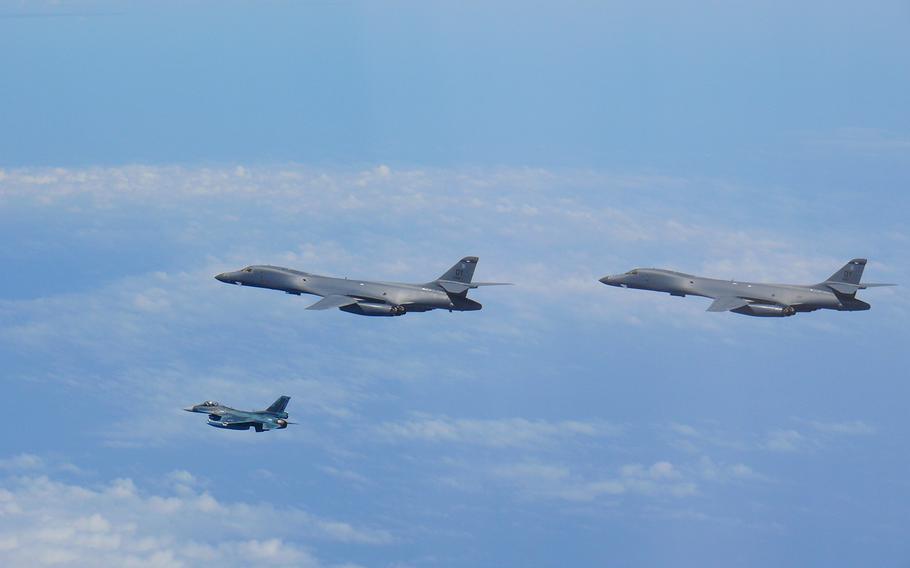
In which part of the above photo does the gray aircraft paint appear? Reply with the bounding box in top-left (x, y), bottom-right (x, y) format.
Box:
top-left (600, 259), bottom-right (895, 317)
top-left (184, 396), bottom-right (292, 432)
top-left (215, 256), bottom-right (510, 316)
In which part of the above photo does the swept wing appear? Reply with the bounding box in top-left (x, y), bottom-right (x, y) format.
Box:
top-left (706, 296), bottom-right (752, 312)
top-left (306, 295), bottom-right (361, 310)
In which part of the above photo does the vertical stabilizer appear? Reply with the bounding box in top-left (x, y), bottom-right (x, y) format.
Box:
top-left (437, 257), bottom-right (478, 283)
top-left (825, 259), bottom-right (866, 285)
top-left (266, 396), bottom-right (290, 414)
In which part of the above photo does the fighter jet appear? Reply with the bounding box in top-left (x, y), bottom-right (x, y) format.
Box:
top-left (215, 256), bottom-right (510, 316)
top-left (599, 258), bottom-right (894, 317)
top-left (184, 396), bottom-right (293, 432)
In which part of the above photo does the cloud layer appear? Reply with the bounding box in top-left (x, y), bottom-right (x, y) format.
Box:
top-left (1, 163), bottom-right (906, 567)
top-left (0, 456), bottom-right (389, 567)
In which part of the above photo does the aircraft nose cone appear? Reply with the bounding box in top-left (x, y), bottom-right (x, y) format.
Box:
top-left (183, 406), bottom-right (196, 412)
top-left (215, 273), bottom-right (229, 283)
top-left (599, 275), bottom-right (625, 287)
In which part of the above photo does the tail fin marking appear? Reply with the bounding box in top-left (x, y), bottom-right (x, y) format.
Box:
top-left (437, 257), bottom-right (478, 284)
top-left (825, 258), bottom-right (866, 285)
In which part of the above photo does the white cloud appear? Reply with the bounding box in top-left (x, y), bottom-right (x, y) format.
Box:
top-left (376, 413), bottom-right (620, 448)
top-left (806, 420), bottom-right (875, 435)
top-left (490, 460), bottom-right (697, 502)
top-left (668, 420), bottom-right (876, 456)
top-left (696, 457), bottom-right (769, 483)
top-left (0, 454), bottom-right (45, 471)
top-left (2, 163), bottom-right (905, 342)
top-left (0, 162), bottom-right (904, 555)
top-left (0, 454), bottom-right (82, 475)
top-left (764, 429), bottom-right (806, 452)
top-left (664, 422), bottom-right (751, 453)
top-left (319, 466), bottom-right (372, 486)
top-left (760, 419), bottom-right (877, 453)
top-left (802, 127), bottom-right (910, 157)
top-left (482, 455), bottom-right (769, 504)
top-left (0, 465), bottom-right (387, 567)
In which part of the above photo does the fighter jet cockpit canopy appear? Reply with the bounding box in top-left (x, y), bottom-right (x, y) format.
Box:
top-left (242, 267), bottom-right (253, 273)
top-left (626, 270), bottom-right (639, 275)
top-left (201, 401), bottom-right (220, 407)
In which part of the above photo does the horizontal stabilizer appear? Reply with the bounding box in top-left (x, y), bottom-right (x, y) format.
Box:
top-left (823, 282), bottom-right (897, 294)
top-left (437, 280), bottom-right (472, 294)
top-left (437, 280), bottom-right (513, 294)
top-left (306, 295), bottom-right (360, 310)
top-left (707, 296), bottom-right (751, 312)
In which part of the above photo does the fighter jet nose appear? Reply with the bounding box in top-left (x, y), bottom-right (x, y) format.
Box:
top-left (183, 406), bottom-right (196, 412)
top-left (599, 276), bottom-right (612, 285)
top-left (215, 273), bottom-right (229, 283)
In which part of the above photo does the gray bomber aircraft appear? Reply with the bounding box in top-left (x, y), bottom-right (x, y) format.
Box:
top-left (184, 396), bottom-right (293, 432)
top-left (600, 258), bottom-right (894, 317)
top-left (215, 256), bottom-right (510, 316)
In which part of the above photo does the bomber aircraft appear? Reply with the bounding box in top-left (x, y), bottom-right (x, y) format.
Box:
top-left (599, 258), bottom-right (894, 317)
top-left (184, 396), bottom-right (293, 432)
top-left (215, 256), bottom-right (510, 316)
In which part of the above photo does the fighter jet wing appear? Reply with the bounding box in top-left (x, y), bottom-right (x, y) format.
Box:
top-left (214, 414), bottom-right (260, 428)
top-left (217, 414), bottom-right (251, 424)
top-left (706, 296), bottom-right (751, 312)
top-left (306, 295), bottom-right (361, 310)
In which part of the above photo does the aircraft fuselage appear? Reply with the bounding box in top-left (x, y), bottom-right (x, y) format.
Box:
top-left (216, 265), bottom-right (481, 313)
top-left (600, 269), bottom-right (870, 316)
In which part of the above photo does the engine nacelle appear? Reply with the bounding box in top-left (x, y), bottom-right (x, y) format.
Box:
top-left (734, 303), bottom-right (796, 317)
top-left (276, 419), bottom-right (288, 429)
top-left (340, 302), bottom-right (406, 317)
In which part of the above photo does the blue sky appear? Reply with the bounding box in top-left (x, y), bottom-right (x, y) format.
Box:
top-left (1, 1), bottom-right (909, 567)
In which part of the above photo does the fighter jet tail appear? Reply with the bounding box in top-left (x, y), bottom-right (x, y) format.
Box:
top-left (265, 396), bottom-right (290, 414)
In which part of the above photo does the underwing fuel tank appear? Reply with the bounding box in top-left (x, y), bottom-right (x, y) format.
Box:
top-left (732, 303), bottom-right (796, 317)
top-left (340, 302), bottom-right (406, 317)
